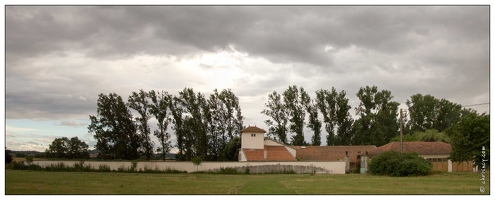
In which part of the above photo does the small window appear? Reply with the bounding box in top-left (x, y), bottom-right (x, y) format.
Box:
top-left (251, 134), bottom-right (256, 137)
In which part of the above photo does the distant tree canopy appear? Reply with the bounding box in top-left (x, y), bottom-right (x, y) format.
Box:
top-left (352, 86), bottom-right (400, 147)
top-left (46, 137), bottom-right (89, 159)
top-left (262, 85), bottom-right (354, 146)
top-left (390, 129), bottom-right (450, 143)
top-left (405, 94), bottom-right (475, 133)
top-left (82, 85), bottom-right (487, 165)
top-left (88, 88), bottom-right (244, 161)
top-left (262, 85), bottom-right (488, 152)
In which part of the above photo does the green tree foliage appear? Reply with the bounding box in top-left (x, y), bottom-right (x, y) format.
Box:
top-left (6, 148), bottom-right (13, 164)
top-left (208, 89), bottom-right (244, 161)
top-left (315, 88), bottom-right (338, 146)
top-left (261, 91), bottom-right (289, 144)
top-left (283, 85), bottom-right (310, 145)
top-left (149, 90), bottom-right (173, 161)
top-left (47, 137), bottom-right (89, 159)
top-left (168, 88), bottom-right (244, 161)
top-left (169, 95), bottom-right (186, 160)
top-left (191, 155), bottom-right (204, 172)
top-left (334, 90), bottom-right (354, 145)
top-left (306, 100), bottom-right (322, 146)
top-left (390, 129), bottom-right (450, 143)
top-left (315, 88), bottom-right (353, 146)
top-left (368, 151), bottom-right (432, 176)
top-left (128, 89), bottom-right (154, 160)
top-left (223, 136), bottom-right (241, 161)
top-left (353, 86), bottom-right (399, 146)
top-left (89, 93), bottom-right (140, 160)
top-left (207, 90), bottom-right (222, 160)
top-left (178, 88), bottom-right (207, 160)
top-left (88, 89), bottom-right (244, 162)
top-left (406, 94), bottom-right (437, 132)
top-left (406, 94), bottom-right (463, 133)
top-left (262, 86), bottom-right (351, 146)
top-left (446, 113), bottom-right (489, 168)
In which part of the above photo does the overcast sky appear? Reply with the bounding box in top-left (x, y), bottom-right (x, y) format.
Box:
top-left (4, 5), bottom-right (490, 152)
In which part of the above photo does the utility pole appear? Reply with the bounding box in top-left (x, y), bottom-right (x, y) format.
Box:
top-left (399, 109), bottom-right (403, 153)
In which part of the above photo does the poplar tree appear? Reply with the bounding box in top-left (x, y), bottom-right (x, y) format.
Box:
top-left (261, 91), bottom-right (289, 144)
top-left (149, 90), bottom-right (172, 161)
top-left (128, 89), bottom-right (153, 160)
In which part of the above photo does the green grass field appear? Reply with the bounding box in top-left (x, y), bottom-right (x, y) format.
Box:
top-left (5, 169), bottom-right (489, 194)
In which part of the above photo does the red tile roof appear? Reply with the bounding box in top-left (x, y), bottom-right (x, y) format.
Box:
top-left (266, 146), bottom-right (296, 161)
top-left (243, 145), bottom-right (296, 161)
top-left (367, 142), bottom-right (452, 156)
top-left (243, 149), bottom-right (265, 161)
top-left (293, 145), bottom-right (376, 163)
top-left (241, 126), bottom-right (266, 133)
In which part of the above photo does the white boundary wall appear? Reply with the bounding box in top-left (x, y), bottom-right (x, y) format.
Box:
top-left (32, 161), bottom-right (345, 174)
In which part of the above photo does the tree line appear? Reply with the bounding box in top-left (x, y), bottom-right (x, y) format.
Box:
top-left (88, 88), bottom-right (243, 161)
top-left (262, 85), bottom-right (481, 147)
top-left (81, 85), bottom-right (487, 166)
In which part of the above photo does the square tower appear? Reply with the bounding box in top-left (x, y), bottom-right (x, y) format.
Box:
top-left (241, 126), bottom-right (266, 149)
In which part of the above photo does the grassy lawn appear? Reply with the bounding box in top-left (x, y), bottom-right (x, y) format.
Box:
top-left (5, 169), bottom-right (489, 194)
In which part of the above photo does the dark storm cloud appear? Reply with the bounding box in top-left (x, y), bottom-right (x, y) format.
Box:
top-left (6, 6), bottom-right (490, 121)
top-left (7, 6), bottom-right (488, 65)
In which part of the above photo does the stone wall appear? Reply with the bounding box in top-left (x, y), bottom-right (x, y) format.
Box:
top-left (32, 161), bottom-right (345, 174)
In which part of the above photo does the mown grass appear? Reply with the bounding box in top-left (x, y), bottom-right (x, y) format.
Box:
top-left (5, 169), bottom-right (489, 194)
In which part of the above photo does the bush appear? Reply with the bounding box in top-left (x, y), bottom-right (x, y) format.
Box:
top-left (220, 167), bottom-right (239, 174)
top-left (25, 155), bottom-right (34, 165)
top-left (6, 148), bottom-right (13, 164)
top-left (368, 151), bottom-right (432, 177)
top-left (99, 164), bottom-right (111, 172)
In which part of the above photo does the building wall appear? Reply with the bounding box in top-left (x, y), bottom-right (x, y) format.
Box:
top-left (364, 154), bottom-right (475, 173)
top-left (241, 132), bottom-right (264, 149)
top-left (451, 161), bottom-right (475, 172)
top-left (32, 160), bottom-right (346, 174)
top-left (238, 149), bottom-right (247, 161)
top-left (264, 140), bottom-right (283, 146)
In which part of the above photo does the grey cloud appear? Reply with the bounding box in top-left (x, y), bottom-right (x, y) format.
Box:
top-left (6, 5), bottom-right (489, 122)
top-left (7, 6), bottom-right (488, 67)
top-left (58, 120), bottom-right (88, 128)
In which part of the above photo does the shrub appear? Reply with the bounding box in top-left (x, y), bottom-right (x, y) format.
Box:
top-left (220, 167), bottom-right (239, 174)
top-left (368, 150), bottom-right (432, 177)
top-left (25, 155), bottom-right (34, 165)
top-left (73, 161), bottom-right (91, 172)
top-left (130, 161), bottom-right (138, 172)
top-left (99, 164), bottom-right (111, 172)
top-left (6, 148), bottom-right (13, 164)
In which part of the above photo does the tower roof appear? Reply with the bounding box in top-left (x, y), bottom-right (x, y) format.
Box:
top-left (241, 126), bottom-right (266, 133)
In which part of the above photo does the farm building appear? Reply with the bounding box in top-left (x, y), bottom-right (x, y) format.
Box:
top-left (358, 141), bottom-right (475, 173)
top-left (238, 125), bottom-right (376, 173)
top-left (238, 126), bottom-right (297, 162)
top-left (294, 145), bottom-right (376, 173)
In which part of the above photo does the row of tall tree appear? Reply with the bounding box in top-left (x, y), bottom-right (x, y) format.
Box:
top-left (262, 85), bottom-right (479, 147)
top-left (88, 88), bottom-right (243, 161)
